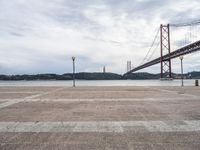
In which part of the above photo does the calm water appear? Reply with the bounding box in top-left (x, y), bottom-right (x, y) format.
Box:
top-left (0, 79), bottom-right (198, 86)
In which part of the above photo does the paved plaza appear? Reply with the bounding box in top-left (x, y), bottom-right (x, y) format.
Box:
top-left (0, 86), bottom-right (200, 149)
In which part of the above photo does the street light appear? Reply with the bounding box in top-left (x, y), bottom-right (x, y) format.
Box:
top-left (179, 56), bottom-right (184, 87)
top-left (72, 56), bottom-right (76, 87)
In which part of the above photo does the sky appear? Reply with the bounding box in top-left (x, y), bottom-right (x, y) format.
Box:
top-left (0, 0), bottom-right (200, 75)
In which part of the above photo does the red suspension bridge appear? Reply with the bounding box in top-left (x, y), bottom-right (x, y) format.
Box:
top-left (124, 20), bottom-right (200, 79)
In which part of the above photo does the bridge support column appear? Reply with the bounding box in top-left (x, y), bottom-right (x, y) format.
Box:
top-left (160, 24), bottom-right (172, 79)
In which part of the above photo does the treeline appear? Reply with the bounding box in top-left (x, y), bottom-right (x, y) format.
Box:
top-left (0, 71), bottom-right (199, 80)
top-left (0, 73), bottom-right (122, 80)
top-left (188, 71), bottom-right (200, 79)
top-left (0, 74), bottom-right (71, 80)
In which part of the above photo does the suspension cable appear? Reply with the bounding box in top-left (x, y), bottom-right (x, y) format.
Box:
top-left (170, 19), bottom-right (200, 27)
top-left (139, 28), bottom-right (160, 65)
top-left (146, 41), bottom-right (160, 62)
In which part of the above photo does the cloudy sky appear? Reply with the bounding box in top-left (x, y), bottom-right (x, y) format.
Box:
top-left (0, 0), bottom-right (200, 75)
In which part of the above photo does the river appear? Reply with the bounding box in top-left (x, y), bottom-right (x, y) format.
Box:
top-left (0, 79), bottom-right (198, 86)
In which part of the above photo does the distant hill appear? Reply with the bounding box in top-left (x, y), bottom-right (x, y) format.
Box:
top-left (187, 71), bottom-right (200, 79)
top-left (0, 72), bottom-right (122, 80)
top-left (65, 72), bottom-right (122, 80)
top-left (0, 71), bottom-right (199, 80)
top-left (123, 72), bottom-right (160, 80)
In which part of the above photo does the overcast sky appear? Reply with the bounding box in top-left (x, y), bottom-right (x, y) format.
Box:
top-left (0, 0), bottom-right (200, 75)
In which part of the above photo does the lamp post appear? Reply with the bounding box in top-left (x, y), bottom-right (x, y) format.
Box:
top-left (179, 56), bottom-right (184, 87)
top-left (72, 56), bottom-right (76, 87)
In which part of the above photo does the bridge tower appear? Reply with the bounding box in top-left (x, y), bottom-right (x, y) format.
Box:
top-left (160, 24), bottom-right (172, 79)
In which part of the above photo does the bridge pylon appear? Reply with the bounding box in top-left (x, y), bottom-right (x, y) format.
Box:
top-left (160, 24), bottom-right (172, 79)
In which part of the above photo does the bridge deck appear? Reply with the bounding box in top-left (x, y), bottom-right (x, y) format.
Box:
top-left (124, 40), bottom-right (200, 75)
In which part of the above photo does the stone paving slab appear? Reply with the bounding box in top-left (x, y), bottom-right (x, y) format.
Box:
top-left (0, 100), bottom-right (200, 121)
top-left (0, 93), bottom-right (37, 99)
top-left (0, 132), bottom-right (200, 150)
top-left (39, 90), bottom-right (190, 99)
top-left (0, 120), bottom-right (200, 133)
top-left (160, 86), bottom-right (200, 96)
top-left (0, 86), bottom-right (61, 92)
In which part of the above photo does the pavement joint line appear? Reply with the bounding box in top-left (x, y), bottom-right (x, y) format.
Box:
top-left (0, 100), bottom-right (23, 109)
top-left (1, 142), bottom-right (200, 145)
top-left (23, 87), bottom-right (66, 99)
top-left (151, 87), bottom-right (179, 94)
top-left (1, 97), bottom-right (199, 103)
top-left (0, 87), bottom-right (66, 110)
top-left (0, 91), bottom-right (41, 94)
top-left (1, 120), bottom-right (200, 133)
top-left (180, 93), bottom-right (199, 98)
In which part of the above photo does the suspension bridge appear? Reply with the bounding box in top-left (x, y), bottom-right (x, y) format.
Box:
top-left (124, 20), bottom-right (200, 79)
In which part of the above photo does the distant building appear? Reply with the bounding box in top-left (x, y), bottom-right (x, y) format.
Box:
top-left (103, 66), bottom-right (106, 73)
top-left (127, 61), bottom-right (132, 72)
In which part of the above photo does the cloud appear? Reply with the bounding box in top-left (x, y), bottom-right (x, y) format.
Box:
top-left (0, 0), bottom-right (200, 75)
